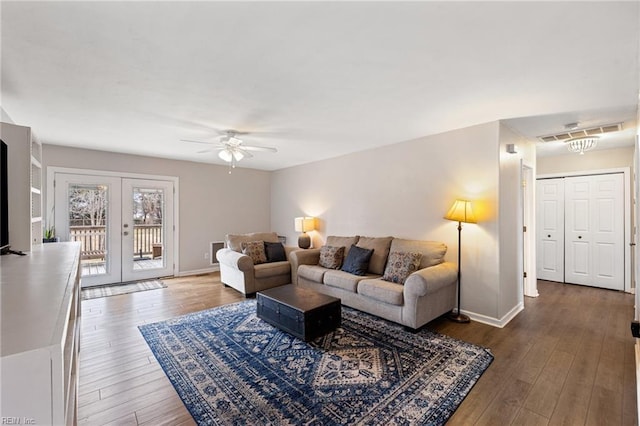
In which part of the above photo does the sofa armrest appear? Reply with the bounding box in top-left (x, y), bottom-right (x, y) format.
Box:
top-left (284, 246), bottom-right (298, 260)
top-left (216, 248), bottom-right (254, 272)
top-left (289, 249), bottom-right (321, 285)
top-left (404, 262), bottom-right (457, 297)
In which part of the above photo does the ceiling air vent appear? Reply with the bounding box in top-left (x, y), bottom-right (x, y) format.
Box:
top-left (537, 123), bottom-right (623, 142)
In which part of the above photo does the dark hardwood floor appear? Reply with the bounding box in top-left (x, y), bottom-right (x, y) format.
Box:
top-left (78, 275), bottom-right (637, 425)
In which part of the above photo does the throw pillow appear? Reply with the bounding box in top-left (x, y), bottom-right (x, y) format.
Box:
top-left (382, 251), bottom-right (423, 284)
top-left (241, 240), bottom-right (267, 264)
top-left (341, 244), bottom-right (374, 276)
top-left (319, 245), bottom-right (345, 269)
top-left (264, 241), bottom-right (286, 262)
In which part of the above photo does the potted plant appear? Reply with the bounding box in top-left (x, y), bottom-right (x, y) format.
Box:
top-left (43, 226), bottom-right (59, 243)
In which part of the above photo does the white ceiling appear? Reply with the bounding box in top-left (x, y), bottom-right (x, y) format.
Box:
top-left (1, 1), bottom-right (638, 170)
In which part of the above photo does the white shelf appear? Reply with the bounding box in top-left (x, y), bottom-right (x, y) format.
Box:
top-left (31, 156), bottom-right (42, 169)
top-left (1, 243), bottom-right (81, 425)
top-left (1, 122), bottom-right (42, 250)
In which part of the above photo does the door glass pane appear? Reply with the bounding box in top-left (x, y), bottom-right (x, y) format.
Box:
top-left (68, 184), bottom-right (108, 277)
top-left (132, 187), bottom-right (164, 270)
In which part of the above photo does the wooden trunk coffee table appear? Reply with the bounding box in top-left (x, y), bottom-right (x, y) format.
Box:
top-left (256, 284), bottom-right (341, 342)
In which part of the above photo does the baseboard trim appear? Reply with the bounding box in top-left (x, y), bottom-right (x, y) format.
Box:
top-left (177, 266), bottom-right (220, 277)
top-left (636, 341), bottom-right (640, 422)
top-left (463, 302), bottom-right (524, 328)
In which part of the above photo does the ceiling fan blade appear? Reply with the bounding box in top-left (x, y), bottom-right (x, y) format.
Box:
top-left (241, 145), bottom-right (278, 153)
top-left (180, 139), bottom-right (216, 145)
top-left (235, 148), bottom-right (254, 159)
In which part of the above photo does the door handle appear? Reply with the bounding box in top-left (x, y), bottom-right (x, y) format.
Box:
top-left (123, 231), bottom-right (129, 236)
top-left (547, 234), bottom-right (551, 238)
top-left (578, 236), bottom-right (582, 239)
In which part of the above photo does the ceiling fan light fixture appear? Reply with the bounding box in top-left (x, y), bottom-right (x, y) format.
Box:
top-left (565, 136), bottom-right (598, 155)
top-left (228, 136), bottom-right (243, 145)
top-left (232, 150), bottom-right (244, 162)
top-left (218, 149), bottom-right (233, 162)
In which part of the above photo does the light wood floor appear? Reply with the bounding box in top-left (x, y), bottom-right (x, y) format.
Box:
top-left (78, 275), bottom-right (637, 425)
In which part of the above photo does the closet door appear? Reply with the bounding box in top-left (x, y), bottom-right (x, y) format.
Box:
top-left (536, 178), bottom-right (565, 282)
top-left (565, 174), bottom-right (624, 290)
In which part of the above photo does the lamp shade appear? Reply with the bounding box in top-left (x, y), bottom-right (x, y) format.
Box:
top-left (444, 200), bottom-right (477, 224)
top-left (294, 217), bottom-right (315, 233)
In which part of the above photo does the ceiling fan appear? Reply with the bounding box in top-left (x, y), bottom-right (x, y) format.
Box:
top-left (181, 130), bottom-right (277, 172)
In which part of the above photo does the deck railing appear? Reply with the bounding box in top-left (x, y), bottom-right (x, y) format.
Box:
top-left (70, 224), bottom-right (163, 260)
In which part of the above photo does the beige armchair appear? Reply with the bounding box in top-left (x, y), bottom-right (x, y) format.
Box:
top-left (216, 232), bottom-right (295, 296)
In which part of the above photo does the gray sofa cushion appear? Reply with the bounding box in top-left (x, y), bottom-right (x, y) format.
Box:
top-left (227, 232), bottom-right (279, 252)
top-left (358, 279), bottom-right (404, 306)
top-left (324, 269), bottom-right (374, 292)
top-left (326, 235), bottom-right (360, 257)
top-left (254, 261), bottom-right (291, 278)
top-left (389, 239), bottom-right (447, 269)
top-left (356, 236), bottom-right (393, 275)
top-left (298, 264), bottom-right (328, 282)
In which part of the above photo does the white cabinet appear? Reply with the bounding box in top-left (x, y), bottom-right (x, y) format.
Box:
top-left (1, 242), bottom-right (81, 425)
top-left (0, 121), bottom-right (43, 252)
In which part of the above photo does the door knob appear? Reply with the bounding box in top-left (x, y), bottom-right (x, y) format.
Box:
top-left (547, 235), bottom-right (551, 238)
top-left (578, 236), bottom-right (582, 239)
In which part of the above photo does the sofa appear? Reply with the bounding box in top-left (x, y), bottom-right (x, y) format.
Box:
top-left (290, 235), bottom-right (458, 330)
top-left (216, 232), bottom-right (296, 296)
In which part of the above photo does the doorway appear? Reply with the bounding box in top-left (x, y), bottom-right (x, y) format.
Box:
top-left (536, 171), bottom-right (626, 291)
top-left (52, 171), bottom-right (175, 287)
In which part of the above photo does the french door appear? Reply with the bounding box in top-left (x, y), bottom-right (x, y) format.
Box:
top-left (54, 173), bottom-right (175, 287)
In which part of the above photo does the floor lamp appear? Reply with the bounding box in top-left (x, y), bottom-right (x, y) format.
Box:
top-left (444, 199), bottom-right (477, 323)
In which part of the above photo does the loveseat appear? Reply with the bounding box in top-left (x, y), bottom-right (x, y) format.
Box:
top-left (290, 235), bottom-right (457, 330)
top-left (216, 232), bottom-right (296, 296)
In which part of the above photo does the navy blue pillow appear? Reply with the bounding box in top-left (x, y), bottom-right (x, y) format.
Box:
top-left (264, 242), bottom-right (287, 262)
top-left (341, 244), bottom-right (374, 276)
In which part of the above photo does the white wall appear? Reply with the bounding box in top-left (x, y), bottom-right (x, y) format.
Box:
top-left (1, 108), bottom-right (15, 124)
top-left (498, 123), bottom-right (536, 320)
top-left (271, 121), bottom-right (523, 323)
top-left (42, 145), bottom-right (272, 274)
top-left (537, 146), bottom-right (633, 175)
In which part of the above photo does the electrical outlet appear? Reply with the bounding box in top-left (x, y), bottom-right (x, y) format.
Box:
top-left (204, 252), bottom-right (209, 259)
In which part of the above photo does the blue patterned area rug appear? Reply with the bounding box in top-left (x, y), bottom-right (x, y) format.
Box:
top-left (139, 300), bottom-right (493, 425)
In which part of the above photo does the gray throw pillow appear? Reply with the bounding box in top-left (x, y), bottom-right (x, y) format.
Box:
top-left (341, 244), bottom-right (374, 276)
top-left (264, 241), bottom-right (286, 262)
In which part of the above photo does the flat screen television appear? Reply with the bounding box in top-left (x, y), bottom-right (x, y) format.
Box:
top-left (1, 139), bottom-right (9, 253)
